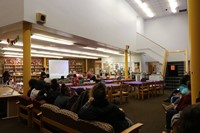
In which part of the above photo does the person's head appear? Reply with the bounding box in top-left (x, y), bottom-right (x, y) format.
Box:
top-left (46, 74), bottom-right (49, 78)
top-left (35, 80), bottom-right (45, 90)
top-left (180, 75), bottom-right (190, 85)
top-left (51, 79), bottom-right (59, 90)
top-left (61, 83), bottom-right (70, 96)
top-left (91, 82), bottom-right (106, 102)
top-left (28, 79), bottom-right (37, 89)
top-left (61, 76), bottom-right (64, 80)
top-left (42, 67), bottom-right (45, 71)
top-left (180, 104), bottom-right (200, 133)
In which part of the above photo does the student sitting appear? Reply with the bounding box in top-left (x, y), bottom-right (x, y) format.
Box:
top-left (165, 81), bottom-right (191, 133)
top-left (54, 84), bottom-right (70, 109)
top-left (44, 74), bottom-right (51, 84)
top-left (179, 104), bottom-right (200, 133)
top-left (78, 82), bottom-right (133, 133)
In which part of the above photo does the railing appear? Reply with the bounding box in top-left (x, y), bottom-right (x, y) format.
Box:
top-left (135, 32), bottom-right (168, 78)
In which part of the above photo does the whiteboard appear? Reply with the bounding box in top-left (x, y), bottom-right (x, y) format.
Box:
top-left (49, 60), bottom-right (69, 79)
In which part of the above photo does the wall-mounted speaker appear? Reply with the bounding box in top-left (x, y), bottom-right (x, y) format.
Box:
top-left (36, 13), bottom-right (46, 24)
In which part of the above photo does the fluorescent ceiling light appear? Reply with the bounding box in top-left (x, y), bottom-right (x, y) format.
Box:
top-left (96, 48), bottom-right (123, 55)
top-left (2, 47), bottom-right (23, 52)
top-left (168, 0), bottom-right (178, 13)
top-left (2, 46), bottom-right (98, 59)
top-left (3, 55), bottom-right (23, 58)
top-left (31, 34), bottom-right (74, 45)
top-left (2, 51), bottom-right (63, 58)
top-left (83, 46), bottom-right (122, 56)
top-left (14, 42), bottom-right (109, 57)
top-left (134, 0), bottom-right (154, 18)
top-left (1, 40), bottom-right (108, 58)
top-left (83, 47), bottom-right (96, 50)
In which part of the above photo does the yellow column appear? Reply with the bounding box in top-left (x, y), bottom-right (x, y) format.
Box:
top-left (185, 49), bottom-right (188, 74)
top-left (85, 59), bottom-right (88, 72)
top-left (188, 0), bottom-right (200, 104)
top-left (43, 57), bottom-right (47, 72)
top-left (125, 49), bottom-right (128, 79)
top-left (23, 22), bottom-right (32, 96)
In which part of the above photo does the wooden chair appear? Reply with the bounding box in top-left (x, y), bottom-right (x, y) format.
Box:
top-left (155, 81), bottom-right (165, 96)
top-left (137, 82), bottom-right (150, 100)
top-left (120, 84), bottom-right (131, 103)
top-left (110, 85), bottom-right (122, 104)
top-left (16, 95), bottom-right (33, 127)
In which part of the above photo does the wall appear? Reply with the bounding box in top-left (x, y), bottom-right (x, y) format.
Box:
top-left (144, 13), bottom-right (189, 61)
top-left (136, 16), bottom-right (144, 34)
top-left (101, 53), bottom-right (142, 72)
top-left (0, 0), bottom-right (24, 27)
top-left (23, 0), bottom-right (138, 51)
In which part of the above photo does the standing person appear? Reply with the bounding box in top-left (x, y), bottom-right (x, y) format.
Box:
top-left (40, 67), bottom-right (46, 80)
top-left (78, 82), bottom-right (133, 133)
top-left (2, 71), bottom-right (11, 85)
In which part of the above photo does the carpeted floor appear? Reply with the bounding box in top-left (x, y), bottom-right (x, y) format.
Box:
top-left (0, 90), bottom-right (171, 133)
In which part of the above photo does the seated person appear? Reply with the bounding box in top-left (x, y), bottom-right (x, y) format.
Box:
top-left (163, 74), bottom-right (190, 103)
top-left (179, 104), bottom-right (200, 133)
top-left (165, 81), bottom-right (191, 133)
top-left (44, 74), bottom-right (51, 84)
top-left (78, 82), bottom-right (133, 133)
top-left (72, 74), bottom-right (79, 86)
top-left (59, 75), bottom-right (67, 84)
top-left (71, 91), bottom-right (89, 113)
top-left (54, 84), bottom-right (70, 109)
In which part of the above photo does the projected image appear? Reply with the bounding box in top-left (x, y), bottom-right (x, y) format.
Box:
top-left (49, 60), bottom-right (69, 79)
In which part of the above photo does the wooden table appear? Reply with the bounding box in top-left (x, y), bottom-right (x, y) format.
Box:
top-left (0, 86), bottom-right (21, 119)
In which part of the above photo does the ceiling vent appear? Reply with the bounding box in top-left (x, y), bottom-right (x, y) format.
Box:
top-left (179, 9), bottom-right (187, 12)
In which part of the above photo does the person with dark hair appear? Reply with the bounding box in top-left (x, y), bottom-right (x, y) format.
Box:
top-left (54, 84), bottom-right (70, 109)
top-left (163, 74), bottom-right (190, 103)
top-left (179, 104), bottom-right (200, 133)
top-left (2, 71), bottom-right (11, 85)
top-left (27, 79), bottom-right (37, 97)
top-left (30, 80), bottom-right (45, 100)
top-left (72, 74), bottom-right (78, 86)
top-left (78, 82), bottom-right (133, 133)
top-left (48, 79), bottom-right (60, 104)
top-left (44, 74), bottom-right (51, 83)
top-left (40, 67), bottom-right (46, 80)
top-left (65, 88), bottom-right (85, 110)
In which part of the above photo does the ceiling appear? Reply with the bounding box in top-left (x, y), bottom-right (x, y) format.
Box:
top-left (127, 0), bottom-right (187, 19)
top-left (0, 22), bottom-right (125, 59)
top-left (0, 0), bottom-right (188, 59)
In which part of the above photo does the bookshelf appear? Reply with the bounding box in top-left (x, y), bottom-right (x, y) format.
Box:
top-left (3, 57), bottom-right (43, 82)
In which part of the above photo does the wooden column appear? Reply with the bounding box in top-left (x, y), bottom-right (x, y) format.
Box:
top-left (125, 49), bottom-right (128, 79)
top-left (188, 0), bottom-right (200, 104)
top-left (43, 57), bottom-right (47, 72)
top-left (85, 59), bottom-right (88, 72)
top-left (23, 22), bottom-right (32, 96)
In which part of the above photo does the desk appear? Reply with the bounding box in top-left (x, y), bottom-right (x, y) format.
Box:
top-left (0, 86), bottom-right (21, 119)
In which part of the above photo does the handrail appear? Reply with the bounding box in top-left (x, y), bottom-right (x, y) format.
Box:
top-left (136, 32), bottom-right (165, 50)
top-left (135, 48), bottom-right (163, 58)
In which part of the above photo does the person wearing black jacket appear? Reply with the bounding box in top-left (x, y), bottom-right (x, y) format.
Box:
top-left (78, 82), bottom-right (132, 133)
